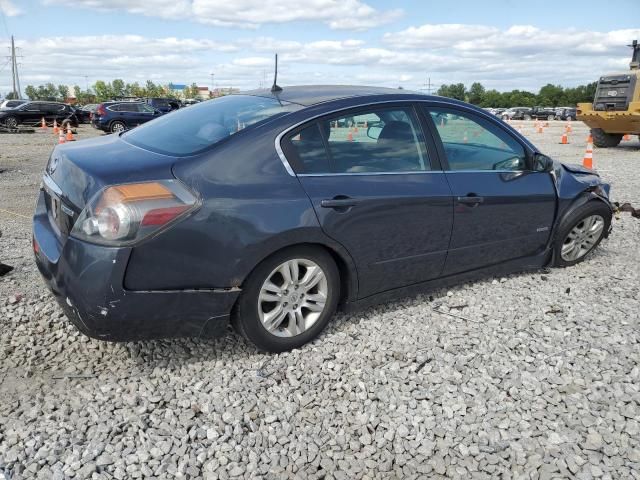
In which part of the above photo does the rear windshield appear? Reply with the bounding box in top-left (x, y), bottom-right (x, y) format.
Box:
top-left (152, 99), bottom-right (170, 107)
top-left (124, 95), bottom-right (301, 156)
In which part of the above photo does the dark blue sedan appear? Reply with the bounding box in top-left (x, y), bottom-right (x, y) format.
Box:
top-left (33, 86), bottom-right (613, 352)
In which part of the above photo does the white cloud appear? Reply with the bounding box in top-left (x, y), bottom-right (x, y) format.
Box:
top-left (0, 0), bottom-right (21, 16)
top-left (42, 0), bottom-right (402, 30)
top-left (2, 25), bottom-right (639, 96)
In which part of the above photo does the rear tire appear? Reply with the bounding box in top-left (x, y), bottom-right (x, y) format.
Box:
top-left (553, 201), bottom-right (611, 267)
top-left (110, 121), bottom-right (126, 134)
top-left (233, 246), bottom-right (340, 352)
top-left (523, 115), bottom-right (532, 121)
top-left (547, 114), bottom-right (555, 121)
top-left (591, 128), bottom-right (622, 148)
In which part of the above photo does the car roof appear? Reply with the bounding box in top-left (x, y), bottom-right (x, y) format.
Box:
top-left (240, 85), bottom-right (428, 107)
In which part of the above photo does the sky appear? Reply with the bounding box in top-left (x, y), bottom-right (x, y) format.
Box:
top-left (1, 0), bottom-right (639, 97)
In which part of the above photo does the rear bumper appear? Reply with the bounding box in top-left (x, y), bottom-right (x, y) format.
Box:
top-left (32, 190), bottom-right (240, 341)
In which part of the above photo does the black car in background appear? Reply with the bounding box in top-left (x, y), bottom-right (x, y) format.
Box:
top-left (0, 99), bottom-right (28, 109)
top-left (145, 97), bottom-right (175, 113)
top-left (555, 107), bottom-right (577, 121)
top-left (73, 104), bottom-right (98, 123)
top-left (92, 101), bottom-right (163, 133)
top-left (530, 107), bottom-right (558, 121)
top-left (0, 101), bottom-right (79, 129)
top-left (501, 107), bottom-right (533, 120)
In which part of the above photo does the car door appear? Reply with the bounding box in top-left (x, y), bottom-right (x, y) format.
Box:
top-left (20, 102), bottom-right (43, 125)
top-left (281, 104), bottom-right (453, 298)
top-left (136, 103), bottom-right (158, 125)
top-left (422, 104), bottom-right (557, 276)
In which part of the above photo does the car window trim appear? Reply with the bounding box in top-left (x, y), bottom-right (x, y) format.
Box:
top-left (277, 101), bottom-right (437, 176)
top-left (418, 101), bottom-right (536, 172)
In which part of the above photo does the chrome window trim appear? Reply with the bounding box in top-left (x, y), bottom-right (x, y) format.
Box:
top-left (298, 171), bottom-right (444, 177)
top-left (42, 174), bottom-right (63, 197)
top-left (274, 98), bottom-right (531, 177)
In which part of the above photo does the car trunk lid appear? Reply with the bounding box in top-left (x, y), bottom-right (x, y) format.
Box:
top-left (43, 134), bottom-right (177, 239)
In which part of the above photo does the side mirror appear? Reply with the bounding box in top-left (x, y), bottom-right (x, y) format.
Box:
top-left (532, 153), bottom-right (554, 172)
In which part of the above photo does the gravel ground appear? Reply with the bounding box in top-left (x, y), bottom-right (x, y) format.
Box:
top-left (0, 121), bottom-right (639, 479)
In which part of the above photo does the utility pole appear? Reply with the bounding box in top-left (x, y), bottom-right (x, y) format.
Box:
top-left (84, 75), bottom-right (89, 91)
top-left (10, 35), bottom-right (18, 98)
top-left (210, 73), bottom-right (215, 96)
top-left (421, 77), bottom-right (438, 95)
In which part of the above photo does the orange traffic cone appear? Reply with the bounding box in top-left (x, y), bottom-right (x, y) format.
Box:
top-left (40, 117), bottom-right (47, 131)
top-left (566, 120), bottom-right (572, 133)
top-left (66, 124), bottom-right (74, 141)
top-left (582, 137), bottom-right (593, 169)
top-left (53, 119), bottom-right (59, 135)
top-left (623, 134), bottom-right (631, 141)
top-left (347, 131), bottom-right (353, 142)
top-left (560, 133), bottom-right (569, 144)
top-left (537, 124), bottom-right (543, 134)
top-left (586, 133), bottom-right (593, 143)
top-left (58, 128), bottom-right (66, 144)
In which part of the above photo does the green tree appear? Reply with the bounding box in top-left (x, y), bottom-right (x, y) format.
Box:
top-left (57, 84), bottom-right (69, 101)
top-left (111, 79), bottom-right (125, 98)
top-left (25, 85), bottom-right (38, 100)
top-left (93, 81), bottom-right (112, 101)
top-left (437, 83), bottom-right (466, 101)
top-left (467, 82), bottom-right (486, 105)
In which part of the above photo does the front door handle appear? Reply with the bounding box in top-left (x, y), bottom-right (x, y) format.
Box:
top-left (457, 195), bottom-right (484, 206)
top-left (320, 197), bottom-right (359, 209)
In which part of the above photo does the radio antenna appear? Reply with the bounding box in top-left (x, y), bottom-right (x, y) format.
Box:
top-left (271, 54), bottom-right (283, 93)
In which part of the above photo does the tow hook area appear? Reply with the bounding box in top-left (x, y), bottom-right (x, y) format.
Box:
top-left (612, 202), bottom-right (640, 220)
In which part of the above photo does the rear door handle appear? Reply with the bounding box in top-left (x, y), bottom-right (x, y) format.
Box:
top-left (320, 198), bottom-right (359, 209)
top-left (457, 195), bottom-right (484, 205)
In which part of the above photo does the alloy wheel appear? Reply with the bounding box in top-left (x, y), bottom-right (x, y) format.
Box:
top-left (111, 122), bottom-right (125, 133)
top-left (257, 258), bottom-right (328, 337)
top-left (5, 117), bottom-right (18, 129)
top-left (561, 215), bottom-right (605, 261)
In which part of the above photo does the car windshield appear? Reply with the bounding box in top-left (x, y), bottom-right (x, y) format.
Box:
top-left (124, 95), bottom-right (301, 156)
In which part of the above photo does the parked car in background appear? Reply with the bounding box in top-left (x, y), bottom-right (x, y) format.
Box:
top-left (34, 86), bottom-right (614, 352)
top-left (183, 98), bottom-right (201, 106)
top-left (530, 107), bottom-right (558, 121)
top-left (145, 98), bottom-right (174, 113)
top-left (502, 107), bottom-right (533, 120)
top-left (91, 101), bottom-right (163, 133)
top-left (555, 107), bottom-right (577, 121)
top-left (72, 104), bottom-right (98, 123)
top-left (0, 99), bottom-right (28, 109)
top-left (0, 101), bottom-right (78, 129)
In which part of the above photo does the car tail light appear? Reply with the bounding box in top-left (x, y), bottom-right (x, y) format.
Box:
top-left (71, 180), bottom-right (198, 246)
top-left (96, 104), bottom-right (106, 116)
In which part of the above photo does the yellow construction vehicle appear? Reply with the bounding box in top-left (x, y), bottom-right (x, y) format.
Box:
top-left (577, 40), bottom-right (640, 147)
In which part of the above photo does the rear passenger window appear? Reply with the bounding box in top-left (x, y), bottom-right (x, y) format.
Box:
top-left (286, 106), bottom-right (430, 174)
top-left (428, 107), bottom-right (526, 171)
top-left (287, 124), bottom-right (331, 174)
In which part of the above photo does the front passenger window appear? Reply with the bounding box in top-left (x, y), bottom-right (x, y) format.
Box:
top-left (428, 108), bottom-right (526, 171)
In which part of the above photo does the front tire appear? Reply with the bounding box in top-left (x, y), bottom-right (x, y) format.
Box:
top-left (547, 114), bottom-right (555, 121)
top-left (3, 116), bottom-right (18, 129)
top-left (233, 246), bottom-right (340, 352)
top-left (523, 114), bottom-right (532, 121)
top-left (591, 128), bottom-right (622, 148)
top-left (553, 201), bottom-right (611, 267)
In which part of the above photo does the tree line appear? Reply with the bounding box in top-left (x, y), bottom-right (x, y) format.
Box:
top-left (436, 82), bottom-right (597, 108)
top-left (21, 80), bottom-right (203, 104)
